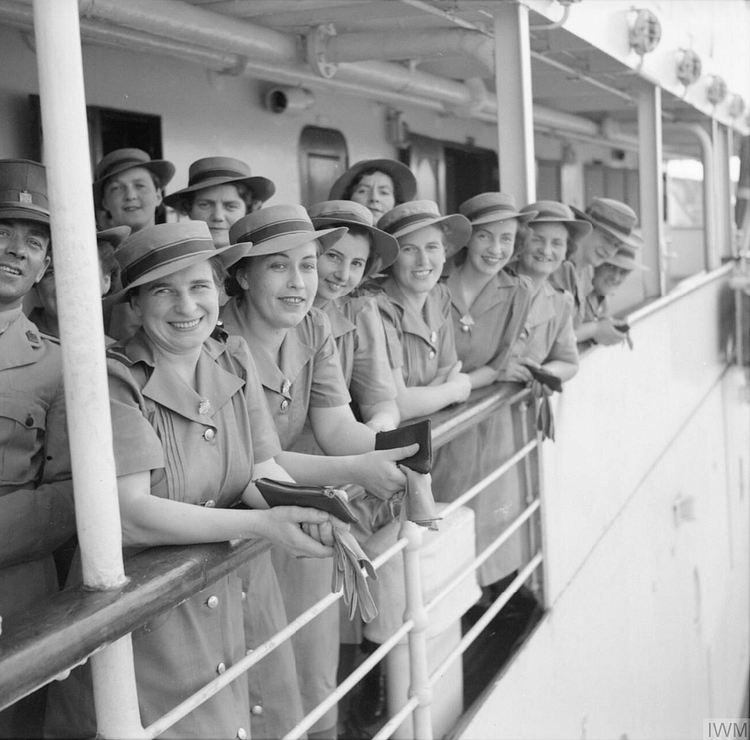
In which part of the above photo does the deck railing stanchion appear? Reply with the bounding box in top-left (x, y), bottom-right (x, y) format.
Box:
top-left (32, 0), bottom-right (144, 736)
top-left (519, 400), bottom-right (541, 598)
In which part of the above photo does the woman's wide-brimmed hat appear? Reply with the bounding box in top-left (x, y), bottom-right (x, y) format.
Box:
top-left (0, 159), bottom-right (50, 226)
top-left (520, 200), bottom-right (593, 241)
top-left (93, 148), bottom-right (175, 208)
top-left (163, 156), bottom-right (275, 210)
top-left (328, 159), bottom-right (418, 203)
top-left (106, 221), bottom-right (253, 303)
top-left (96, 225), bottom-right (130, 250)
top-left (459, 192), bottom-right (537, 226)
top-left (377, 200), bottom-right (472, 259)
top-left (229, 204), bottom-right (347, 256)
top-left (604, 237), bottom-right (649, 271)
top-left (570, 197), bottom-right (641, 248)
top-left (308, 200), bottom-right (399, 277)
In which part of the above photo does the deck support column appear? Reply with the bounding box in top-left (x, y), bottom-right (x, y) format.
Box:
top-left (32, 0), bottom-right (144, 736)
top-left (492, 3), bottom-right (536, 205)
top-left (635, 78), bottom-right (665, 296)
top-left (713, 120), bottom-right (733, 262)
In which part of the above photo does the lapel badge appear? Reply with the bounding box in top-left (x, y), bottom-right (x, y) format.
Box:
top-left (459, 314), bottom-right (474, 333)
top-left (281, 379), bottom-right (291, 395)
top-left (26, 330), bottom-right (40, 345)
top-left (429, 331), bottom-right (438, 344)
top-left (198, 397), bottom-right (212, 415)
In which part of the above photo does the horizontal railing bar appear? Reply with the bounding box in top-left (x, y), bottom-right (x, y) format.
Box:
top-left (440, 438), bottom-right (538, 519)
top-left (425, 498), bottom-right (541, 616)
top-left (145, 581), bottom-right (346, 738)
top-left (0, 538), bottom-right (269, 711)
top-left (429, 553), bottom-right (544, 687)
top-left (284, 620), bottom-right (415, 740)
top-left (372, 695), bottom-right (421, 740)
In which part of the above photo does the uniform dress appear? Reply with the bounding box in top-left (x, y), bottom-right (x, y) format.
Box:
top-left (45, 330), bottom-right (286, 740)
top-left (359, 276), bottom-right (459, 643)
top-left (431, 266), bottom-right (532, 583)
top-left (0, 310), bottom-right (73, 739)
top-left (578, 290), bottom-right (610, 352)
top-left (476, 280), bottom-right (578, 586)
top-left (221, 298), bottom-right (351, 734)
top-left (550, 259), bottom-right (591, 329)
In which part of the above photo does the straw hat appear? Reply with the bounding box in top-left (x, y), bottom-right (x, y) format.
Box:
top-left (605, 238), bottom-right (649, 271)
top-left (377, 200), bottom-right (472, 259)
top-left (229, 204), bottom-right (346, 256)
top-left (570, 197), bottom-right (641, 248)
top-left (96, 225), bottom-right (130, 250)
top-left (459, 192), bottom-right (537, 226)
top-left (163, 156), bottom-right (275, 210)
top-left (93, 148), bottom-right (175, 207)
top-left (520, 201), bottom-right (593, 241)
top-left (328, 159), bottom-right (417, 203)
top-left (0, 159), bottom-right (50, 225)
top-left (107, 221), bottom-right (252, 303)
top-left (308, 200), bottom-right (399, 276)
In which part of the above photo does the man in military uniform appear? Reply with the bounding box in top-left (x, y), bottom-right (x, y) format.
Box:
top-left (0, 159), bottom-right (74, 738)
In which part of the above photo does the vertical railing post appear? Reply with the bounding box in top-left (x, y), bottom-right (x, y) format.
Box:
top-left (518, 401), bottom-right (541, 598)
top-left (31, 1), bottom-right (144, 736)
top-left (492, 2), bottom-right (536, 205)
top-left (402, 520), bottom-right (432, 740)
top-left (635, 78), bottom-right (665, 297)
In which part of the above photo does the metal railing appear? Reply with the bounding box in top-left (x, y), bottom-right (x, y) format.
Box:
top-left (0, 382), bottom-right (546, 739)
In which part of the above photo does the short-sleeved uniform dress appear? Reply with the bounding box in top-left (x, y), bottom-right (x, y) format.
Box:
top-left (0, 310), bottom-right (73, 738)
top-left (45, 330), bottom-right (284, 740)
top-left (550, 259), bottom-right (591, 329)
top-left (578, 290), bottom-right (610, 352)
top-left (362, 275), bottom-right (459, 642)
top-left (478, 279), bottom-right (578, 586)
top-left (431, 266), bottom-right (532, 577)
top-left (221, 298), bottom-right (352, 734)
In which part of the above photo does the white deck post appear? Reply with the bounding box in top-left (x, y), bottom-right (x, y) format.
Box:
top-left (401, 520), bottom-right (432, 740)
top-left (635, 79), bottom-right (665, 296)
top-left (493, 3), bottom-right (536, 205)
top-left (32, 1), bottom-right (144, 736)
top-left (713, 120), bottom-right (732, 264)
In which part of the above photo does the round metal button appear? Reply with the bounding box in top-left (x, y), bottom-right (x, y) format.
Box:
top-left (251, 705), bottom-right (263, 716)
top-left (241, 591), bottom-right (247, 601)
top-left (237, 730), bottom-right (247, 740)
top-left (204, 500), bottom-right (216, 508)
top-left (25, 416), bottom-right (34, 427)
top-left (280, 399), bottom-right (290, 412)
top-left (428, 350), bottom-right (436, 359)
top-left (206, 595), bottom-right (219, 609)
top-left (217, 662), bottom-right (226, 675)
top-left (204, 428), bottom-right (216, 441)
top-left (461, 324), bottom-right (470, 333)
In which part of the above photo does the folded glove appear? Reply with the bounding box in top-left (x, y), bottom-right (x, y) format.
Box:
top-left (332, 527), bottom-right (378, 623)
top-left (531, 380), bottom-right (555, 442)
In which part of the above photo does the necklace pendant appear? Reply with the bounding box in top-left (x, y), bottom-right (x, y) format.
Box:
top-left (198, 397), bottom-right (212, 415)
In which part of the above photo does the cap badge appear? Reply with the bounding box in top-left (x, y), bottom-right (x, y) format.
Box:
top-left (19, 191), bottom-right (32, 204)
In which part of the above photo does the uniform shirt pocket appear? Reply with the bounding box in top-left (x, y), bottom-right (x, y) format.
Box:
top-left (0, 395), bottom-right (48, 487)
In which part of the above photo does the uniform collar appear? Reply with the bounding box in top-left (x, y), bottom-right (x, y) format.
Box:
top-left (0, 311), bottom-right (46, 371)
top-left (382, 276), bottom-right (446, 345)
top-left (525, 280), bottom-right (560, 329)
top-left (445, 265), bottom-right (517, 318)
top-left (319, 299), bottom-right (356, 340)
top-left (124, 328), bottom-right (243, 425)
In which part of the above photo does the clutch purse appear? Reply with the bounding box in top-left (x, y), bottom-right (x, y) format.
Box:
top-left (527, 365), bottom-right (563, 393)
top-left (375, 419), bottom-right (432, 474)
top-left (254, 478), bottom-right (359, 525)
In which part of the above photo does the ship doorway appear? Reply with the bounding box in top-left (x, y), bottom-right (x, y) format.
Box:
top-left (406, 134), bottom-right (498, 213)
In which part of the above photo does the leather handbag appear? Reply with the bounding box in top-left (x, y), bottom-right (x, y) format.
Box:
top-left (254, 478), bottom-right (359, 524)
top-left (374, 419), bottom-right (432, 474)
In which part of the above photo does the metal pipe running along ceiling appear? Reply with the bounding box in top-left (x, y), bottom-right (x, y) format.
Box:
top-left (4, 0), bottom-right (647, 144)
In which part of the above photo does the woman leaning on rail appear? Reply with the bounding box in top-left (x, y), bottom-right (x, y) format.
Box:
top-left (45, 221), bottom-right (344, 740)
top-left (430, 193), bottom-right (535, 594)
top-left (219, 205), bottom-right (417, 739)
top-left (472, 201), bottom-right (586, 604)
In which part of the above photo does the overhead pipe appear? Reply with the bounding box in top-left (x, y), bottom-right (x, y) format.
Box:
top-left (0, 0), bottom-right (649, 145)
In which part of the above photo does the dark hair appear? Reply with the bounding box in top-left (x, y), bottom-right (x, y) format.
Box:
top-left (341, 167), bottom-right (406, 206)
top-left (172, 182), bottom-right (256, 217)
top-left (96, 240), bottom-right (121, 297)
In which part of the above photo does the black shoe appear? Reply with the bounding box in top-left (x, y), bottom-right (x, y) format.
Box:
top-left (354, 664), bottom-right (387, 726)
